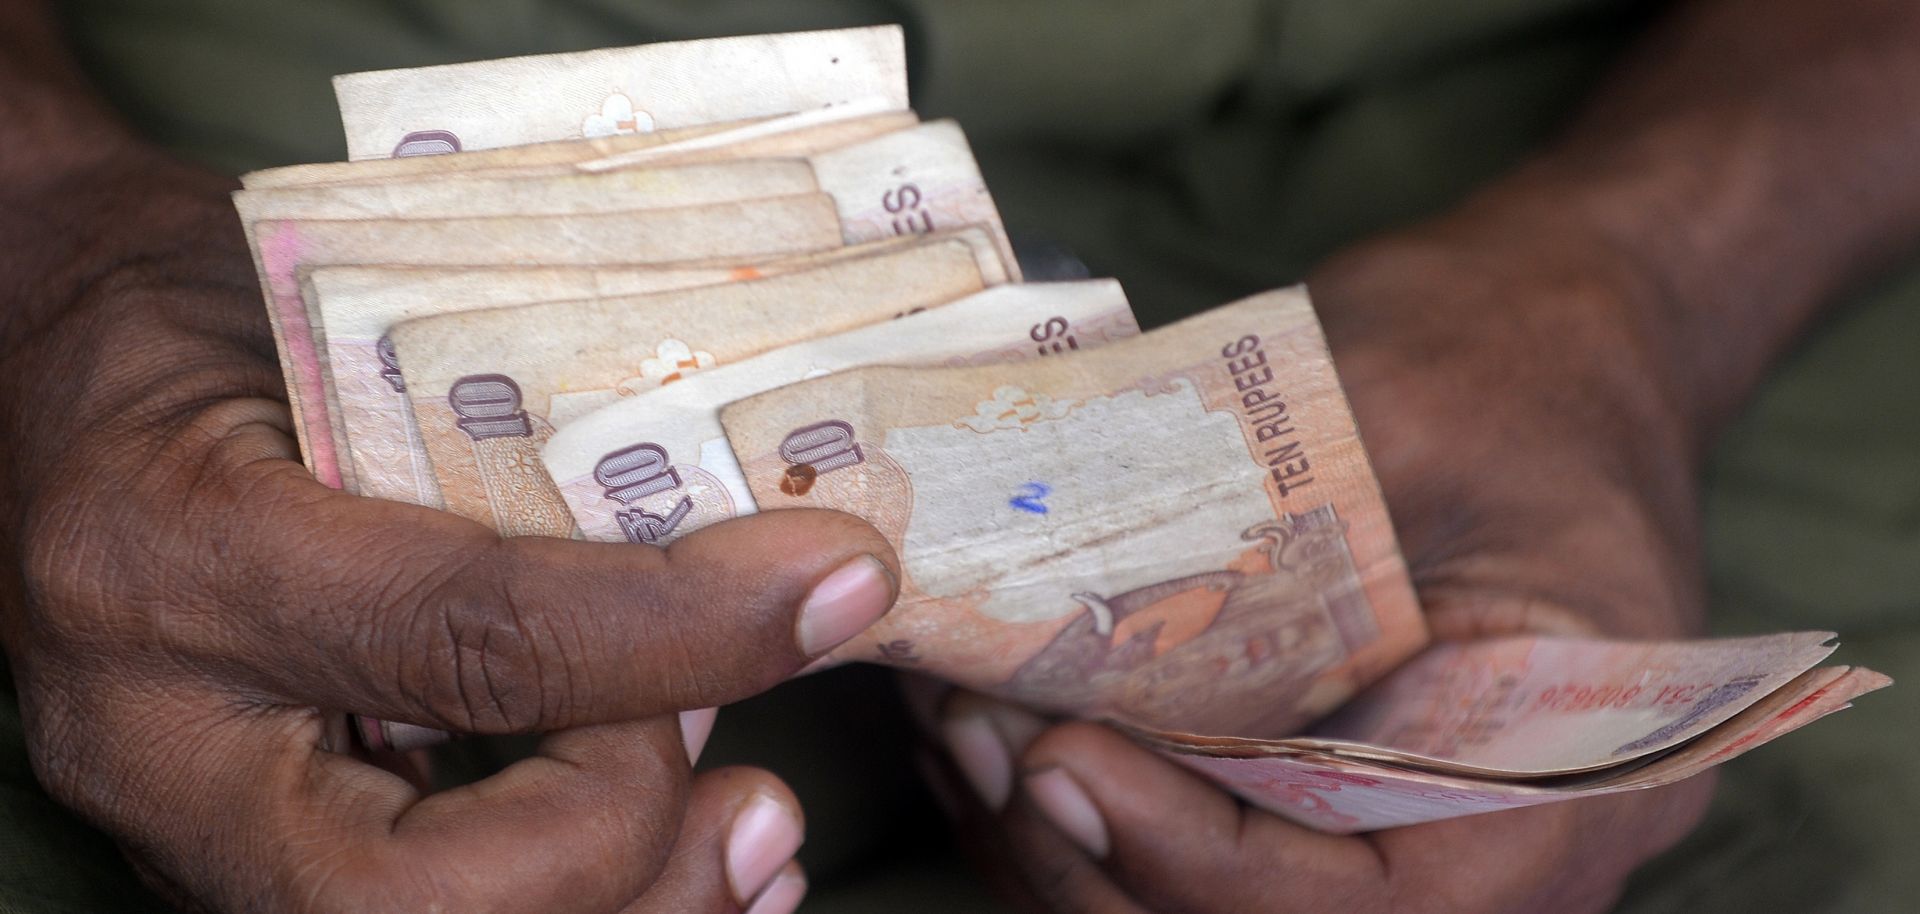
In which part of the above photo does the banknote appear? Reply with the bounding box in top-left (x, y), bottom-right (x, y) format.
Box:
top-left (319, 263), bottom-right (747, 507)
top-left (240, 106), bottom-right (917, 190)
top-left (1129, 631), bottom-right (1842, 776)
top-left (648, 120), bottom-right (1020, 282)
top-left (234, 160), bottom-right (821, 226)
top-left (1166, 664), bottom-right (1891, 833)
top-left (236, 161), bottom-right (823, 463)
top-left (544, 280), bottom-right (1141, 545)
top-left (335, 26), bottom-right (907, 160)
top-left (233, 28), bottom-right (1889, 827)
top-left (249, 120), bottom-right (1005, 484)
top-left (319, 231), bottom-right (1010, 505)
top-left (566, 104), bottom-right (919, 173)
top-left (718, 286), bottom-right (1429, 737)
top-left (251, 196), bottom-right (844, 489)
top-left (240, 119), bottom-right (746, 190)
top-left (572, 120), bottom-right (1016, 280)
top-left (391, 237), bottom-right (995, 535)
top-left (242, 163), bottom-right (827, 369)
top-left (508, 229), bottom-right (1011, 428)
top-left (563, 120), bottom-right (1014, 277)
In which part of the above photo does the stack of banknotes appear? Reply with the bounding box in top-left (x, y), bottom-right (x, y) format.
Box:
top-left (237, 26), bottom-right (1890, 833)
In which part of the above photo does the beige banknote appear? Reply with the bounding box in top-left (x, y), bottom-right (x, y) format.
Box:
top-left (237, 159), bottom-right (812, 492)
top-left (335, 26), bottom-right (907, 159)
top-left (243, 162), bottom-right (822, 360)
top-left (252, 196), bottom-right (844, 489)
top-left (249, 120), bottom-right (1001, 485)
top-left (1168, 663), bottom-right (1890, 833)
top-left (564, 104), bottom-right (919, 173)
top-left (237, 160), bottom-right (822, 466)
top-left (544, 280), bottom-right (1141, 545)
top-left (240, 120), bottom-right (743, 190)
top-left (562, 120), bottom-right (1015, 277)
top-left (319, 231), bottom-right (1010, 506)
top-left (1131, 631), bottom-right (1842, 776)
top-left (234, 160), bottom-right (820, 226)
top-left (319, 263), bottom-right (748, 507)
top-left (392, 237), bottom-right (994, 536)
top-left (602, 119), bottom-right (1021, 282)
top-left (240, 107), bottom-right (916, 190)
top-left (281, 116), bottom-right (991, 382)
top-left (719, 286), bottom-right (1429, 737)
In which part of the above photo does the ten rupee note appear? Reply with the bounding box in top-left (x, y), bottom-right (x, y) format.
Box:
top-left (391, 236), bottom-right (996, 536)
top-left (543, 280), bottom-right (1141, 545)
top-left (719, 286), bottom-right (1429, 736)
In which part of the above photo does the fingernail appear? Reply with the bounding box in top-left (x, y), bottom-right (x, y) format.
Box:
top-left (1024, 768), bottom-right (1110, 859)
top-left (796, 554), bottom-right (895, 657)
top-left (356, 718), bottom-right (452, 753)
top-left (968, 696), bottom-right (1050, 758)
top-left (726, 793), bottom-right (804, 904)
top-left (745, 863), bottom-right (808, 914)
top-left (941, 713), bottom-right (1013, 811)
top-left (678, 707), bottom-right (718, 766)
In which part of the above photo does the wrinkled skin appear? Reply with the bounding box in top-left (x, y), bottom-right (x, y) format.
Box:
top-left (0, 39), bottom-right (900, 914)
top-left (928, 227), bottom-right (1716, 914)
top-left (927, 0), bottom-right (1920, 910)
top-left (7, 0), bottom-right (1920, 910)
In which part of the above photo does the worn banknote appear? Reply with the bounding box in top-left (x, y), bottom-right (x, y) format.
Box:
top-left (544, 280), bottom-right (1141, 545)
top-left (240, 106), bottom-right (918, 190)
top-left (250, 197), bottom-right (844, 489)
top-left (237, 161), bottom-right (822, 457)
top-left (320, 231), bottom-right (1007, 505)
top-left (335, 26), bottom-right (907, 159)
top-left (391, 237), bottom-right (995, 535)
top-left (1131, 631), bottom-right (1843, 775)
top-left (719, 286), bottom-right (1430, 736)
top-left (1168, 663), bottom-right (1891, 833)
top-left (235, 160), bottom-right (822, 227)
top-left (253, 26), bottom-right (1892, 832)
top-left (248, 120), bottom-right (1007, 487)
top-left (570, 103), bottom-right (914, 172)
top-left (584, 120), bottom-right (1019, 275)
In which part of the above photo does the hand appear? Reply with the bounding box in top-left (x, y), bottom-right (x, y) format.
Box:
top-left (923, 221), bottom-right (1719, 913)
top-left (0, 151), bottom-right (899, 912)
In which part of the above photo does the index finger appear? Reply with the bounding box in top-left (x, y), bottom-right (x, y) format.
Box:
top-left (1012, 723), bottom-right (1706, 914)
top-left (1014, 723), bottom-right (1388, 913)
top-left (118, 693), bottom-right (695, 914)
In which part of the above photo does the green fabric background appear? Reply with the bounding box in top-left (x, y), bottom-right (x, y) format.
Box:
top-left (5, 1), bottom-right (1910, 910)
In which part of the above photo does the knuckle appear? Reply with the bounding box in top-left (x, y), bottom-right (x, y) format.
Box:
top-left (20, 692), bottom-right (112, 821)
top-left (18, 681), bottom-right (205, 850)
top-left (408, 543), bottom-right (583, 732)
top-left (17, 493), bottom-right (102, 639)
top-left (13, 405), bottom-right (295, 658)
top-left (15, 488), bottom-right (187, 677)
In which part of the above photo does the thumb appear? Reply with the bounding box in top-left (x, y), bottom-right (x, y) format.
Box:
top-left (224, 449), bottom-right (901, 733)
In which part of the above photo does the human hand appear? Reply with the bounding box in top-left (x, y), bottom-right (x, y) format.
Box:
top-left (0, 152), bottom-right (898, 913)
top-left (923, 220), bottom-right (1719, 913)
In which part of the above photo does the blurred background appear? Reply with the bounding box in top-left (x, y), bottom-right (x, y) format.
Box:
top-left (10, 1), bottom-right (1913, 911)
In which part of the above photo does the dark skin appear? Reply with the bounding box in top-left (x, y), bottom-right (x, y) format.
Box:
top-left (928, 0), bottom-right (1920, 911)
top-left (5, 0), bottom-right (1920, 912)
top-left (0, 2), bottom-right (900, 912)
